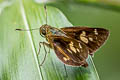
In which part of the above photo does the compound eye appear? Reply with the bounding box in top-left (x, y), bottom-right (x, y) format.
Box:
top-left (42, 29), bottom-right (46, 35)
top-left (40, 25), bottom-right (47, 37)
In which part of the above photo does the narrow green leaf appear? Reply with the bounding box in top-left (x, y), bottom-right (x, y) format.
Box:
top-left (0, 0), bottom-right (100, 80)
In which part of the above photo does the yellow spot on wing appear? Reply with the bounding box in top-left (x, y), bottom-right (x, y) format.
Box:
top-left (79, 43), bottom-right (82, 49)
top-left (94, 29), bottom-right (98, 35)
top-left (69, 41), bottom-right (77, 53)
top-left (89, 37), bottom-right (93, 41)
top-left (56, 46), bottom-right (70, 60)
top-left (80, 31), bottom-right (88, 44)
top-left (70, 46), bottom-right (76, 53)
top-left (80, 36), bottom-right (88, 44)
top-left (67, 49), bottom-right (72, 53)
top-left (63, 57), bottom-right (69, 61)
top-left (81, 31), bottom-right (86, 36)
top-left (77, 48), bottom-right (80, 52)
top-left (69, 41), bottom-right (73, 46)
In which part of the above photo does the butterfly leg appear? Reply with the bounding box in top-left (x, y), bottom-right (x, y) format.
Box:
top-left (37, 42), bottom-right (51, 66)
top-left (64, 64), bottom-right (68, 79)
top-left (37, 42), bottom-right (51, 55)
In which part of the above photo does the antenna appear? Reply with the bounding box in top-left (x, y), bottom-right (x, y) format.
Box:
top-left (16, 4), bottom-right (47, 32)
top-left (16, 28), bottom-right (40, 31)
top-left (44, 4), bottom-right (47, 24)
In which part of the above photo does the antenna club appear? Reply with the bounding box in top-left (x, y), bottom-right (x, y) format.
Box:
top-left (44, 4), bottom-right (47, 24)
top-left (16, 29), bottom-right (22, 31)
top-left (44, 5), bottom-right (46, 10)
top-left (15, 28), bottom-right (40, 31)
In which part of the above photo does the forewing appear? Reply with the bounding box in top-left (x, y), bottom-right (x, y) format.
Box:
top-left (52, 36), bottom-right (89, 67)
top-left (61, 27), bottom-right (109, 55)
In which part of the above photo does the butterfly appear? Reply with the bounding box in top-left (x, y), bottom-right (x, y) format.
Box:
top-left (16, 5), bottom-right (109, 67)
top-left (37, 24), bottom-right (109, 67)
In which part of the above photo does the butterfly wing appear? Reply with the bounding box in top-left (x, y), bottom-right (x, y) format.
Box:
top-left (61, 27), bottom-right (109, 55)
top-left (51, 36), bottom-right (89, 67)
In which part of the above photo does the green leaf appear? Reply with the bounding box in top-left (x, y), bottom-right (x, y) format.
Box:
top-left (0, 0), bottom-right (99, 80)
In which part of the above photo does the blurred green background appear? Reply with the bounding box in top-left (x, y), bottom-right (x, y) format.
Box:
top-left (49, 0), bottom-right (120, 80)
top-left (0, 0), bottom-right (120, 80)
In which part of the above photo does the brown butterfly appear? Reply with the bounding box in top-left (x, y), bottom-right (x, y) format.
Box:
top-left (16, 5), bottom-right (109, 67)
top-left (39, 24), bottom-right (109, 67)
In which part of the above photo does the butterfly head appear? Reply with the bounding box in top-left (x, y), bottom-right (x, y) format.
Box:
top-left (40, 24), bottom-right (50, 37)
